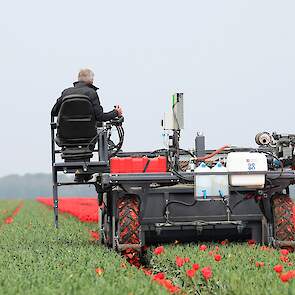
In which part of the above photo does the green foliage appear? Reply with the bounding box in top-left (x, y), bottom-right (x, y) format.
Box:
top-left (148, 243), bottom-right (295, 295)
top-left (0, 201), bottom-right (166, 295)
top-left (0, 200), bottom-right (20, 220)
top-left (1, 199), bottom-right (295, 295)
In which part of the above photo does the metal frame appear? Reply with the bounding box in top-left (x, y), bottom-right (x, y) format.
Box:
top-left (50, 115), bottom-right (109, 228)
top-left (99, 168), bottom-right (295, 249)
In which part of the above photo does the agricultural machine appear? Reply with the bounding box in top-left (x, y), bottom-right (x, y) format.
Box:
top-left (51, 93), bottom-right (295, 259)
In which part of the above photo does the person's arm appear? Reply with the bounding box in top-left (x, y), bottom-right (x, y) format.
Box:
top-left (92, 92), bottom-right (118, 122)
top-left (51, 96), bottom-right (63, 117)
top-left (101, 109), bottom-right (118, 121)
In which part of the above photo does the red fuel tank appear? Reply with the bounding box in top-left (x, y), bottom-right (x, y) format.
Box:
top-left (110, 156), bottom-right (167, 173)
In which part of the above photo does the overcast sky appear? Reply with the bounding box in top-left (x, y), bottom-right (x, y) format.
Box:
top-left (0, 0), bottom-right (294, 176)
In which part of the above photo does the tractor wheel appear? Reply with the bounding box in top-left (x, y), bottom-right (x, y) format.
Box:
top-left (272, 194), bottom-right (295, 250)
top-left (117, 195), bottom-right (141, 267)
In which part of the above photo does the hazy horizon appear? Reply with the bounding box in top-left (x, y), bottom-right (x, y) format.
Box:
top-left (1, 1), bottom-right (295, 176)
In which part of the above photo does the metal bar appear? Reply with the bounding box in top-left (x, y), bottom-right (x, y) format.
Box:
top-left (57, 181), bottom-right (96, 186)
top-left (54, 161), bottom-right (107, 168)
top-left (105, 171), bottom-right (295, 183)
top-left (54, 149), bottom-right (99, 154)
top-left (98, 128), bottom-right (108, 163)
top-left (52, 166), bottom-right (58, 229)
top-left (51, 115), bottom-right (59, 229)
top-left (50, 116), bottom-right (56, 165)
top-left (155, 220), bottom-right (243, 227)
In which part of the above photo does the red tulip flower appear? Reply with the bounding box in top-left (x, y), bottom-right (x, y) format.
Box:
top-left (186, 269), bottom-right (196, 278)
top-left (280, 272), bottom-right (293, 283)
top-left (192, 263), bottom-right (199, 271)
top-left (4, 217), bottom-right (13, 224)
top-left (214, 254), bottom-right (222, 262)
top-left (280, 256), bottom-right (289, 263)
top-left (95, 268), bottom-right (104, 276)
top-left (201, 266), bottom-right (212, 281)
top-left (153, 272), bottom-right (165, 280)
top-left (154, 246), bottom-right (164, 255)
top-left (220, 239), bottom-right (229, 245)
top-left (184, 257), bottom-right (190, 263)
top-left (273, 265), bottom-right (283, 273)
top-left (199, 244), bottom-right (207, 251)
top-left (280, 249), bottom-right (289, 256)
top-left (89, 230), bottom-right (99, 240)
top-left (175, 256), bottom-right (185, 267)
top-left (255, 261), bottom-right (264, 267)
top-left (247, 239), bottom-right (256, 246)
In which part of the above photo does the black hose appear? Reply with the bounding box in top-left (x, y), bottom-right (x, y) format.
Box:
top-left (163, 200), bottom-right (197, 218)
top-left (171, 168), bottom-right (194, 183)
top-left (179, 148), bottom-right (195, 158)
top-left (256, 150), bottom-right (284, 179)
top-left (109, 125), bottom-right (124, 158)
top-left (86, 129), bottom-right (104, 151)
top-left (167, 153), bottom-right (194, 183)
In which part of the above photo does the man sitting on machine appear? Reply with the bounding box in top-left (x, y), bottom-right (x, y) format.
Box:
top-left (51, 68), bottom-right (123, 120)
top-left (51, 68), bottom-right (123, 182)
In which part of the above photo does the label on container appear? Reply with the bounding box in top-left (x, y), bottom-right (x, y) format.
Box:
top-left (246, 159), bottom-right (257, 171)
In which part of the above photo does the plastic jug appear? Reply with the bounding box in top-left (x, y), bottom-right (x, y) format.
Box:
top-left (211, 162), bottom-right (229, 197)
top-left (195, 162), bottom-right (211, 199)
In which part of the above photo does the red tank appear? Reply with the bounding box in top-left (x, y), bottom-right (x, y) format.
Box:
top-left (110, 156), bottom-right (167, 173)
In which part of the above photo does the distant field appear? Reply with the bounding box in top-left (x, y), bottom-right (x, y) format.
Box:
top-left (0, 199), bottom-right (294, 295)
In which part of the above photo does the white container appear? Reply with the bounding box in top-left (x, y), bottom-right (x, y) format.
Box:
top-left (226, 152), bottom-right (267, 188)
top-left (195, 162), bottom-right (211, 199)
top-left (211, 162), bottom-right (229, 196)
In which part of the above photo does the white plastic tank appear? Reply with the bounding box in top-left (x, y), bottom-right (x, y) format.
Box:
top-left (211, 162), bottom-right (229, 197)
top-left (226, 152), bottom-right (267, 188)
top-left (195, 162), bottom-right (211, 199)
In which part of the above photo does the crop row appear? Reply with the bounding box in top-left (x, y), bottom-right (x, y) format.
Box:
top-left (0, 200), bottom-right (23, 226)
top-left (0, 200), bottom-right (168, 295)
top-left (147, 242), bottom-right (295, 295)
top-left (37, 197), bottom-right (295, 294)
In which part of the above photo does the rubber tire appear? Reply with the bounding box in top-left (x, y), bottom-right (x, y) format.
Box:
top-left (117, 195), bottom-right (140, 245)
top-left (117, 195), bottom-right (141, 266)
top-left (272, 194), bottom-right (295, 248)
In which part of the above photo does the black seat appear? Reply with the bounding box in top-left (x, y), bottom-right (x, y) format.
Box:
top-left (55, 94), bottom-right (97, 161)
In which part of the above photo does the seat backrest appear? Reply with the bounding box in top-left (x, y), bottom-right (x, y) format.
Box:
top-left (56, 94), bottom-right (97, 146)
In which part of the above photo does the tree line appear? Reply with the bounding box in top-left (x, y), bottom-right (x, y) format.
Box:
top-left (0, 173), bottom-right (96, 199)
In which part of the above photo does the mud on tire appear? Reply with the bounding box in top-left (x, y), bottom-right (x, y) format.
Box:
top-left (272, 194), bottom-right (295, 248)
top-left (117, 195), bottom-right (141, 266)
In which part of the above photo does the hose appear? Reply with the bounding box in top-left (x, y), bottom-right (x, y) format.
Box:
top-left (179, 148), bottom-right (195, 158)
top-left (163, 200), bottom-right (198, 220)
top-left (194, 145), bottom-right (230, 162)
top-left (86, 129), bottom-right (104, 151)
top-left (109, 125), bottom-right (124, 158)
top-left (256, 150), bottom-right (284, 179)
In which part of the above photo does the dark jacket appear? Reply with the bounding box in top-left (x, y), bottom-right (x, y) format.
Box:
top-left (51, 81), bottom-right (118, 122)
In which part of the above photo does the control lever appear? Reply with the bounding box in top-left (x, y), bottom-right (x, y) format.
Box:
top-left (110, 116), bottom-right (124, 126)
